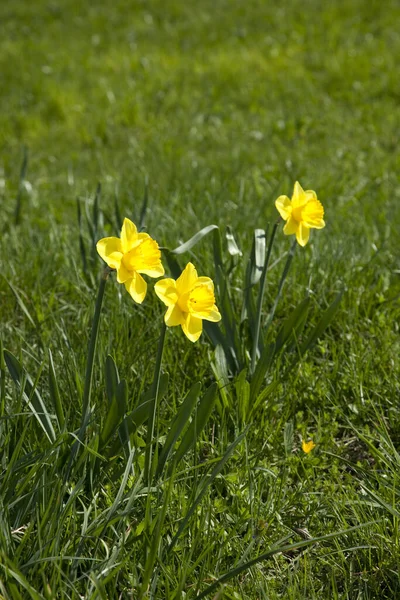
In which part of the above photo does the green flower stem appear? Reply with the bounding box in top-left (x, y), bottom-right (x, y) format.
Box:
top-left (0, 337), bottom-right (5, 418)
top-left (144, 321), bottom-right (167, 486)
top-left (250, 221), bottom-right (279, 375)
top-left (81, 266), bottom-right (110, 422)
top-left (263, 238), bottom-right (297, 337)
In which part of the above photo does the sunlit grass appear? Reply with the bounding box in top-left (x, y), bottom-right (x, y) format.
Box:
top-left (1, 0), bottom-right (400, 597)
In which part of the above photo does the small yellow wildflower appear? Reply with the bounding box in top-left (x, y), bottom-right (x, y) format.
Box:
top-left (154, 262), bottom-right (221, 343)
top-left (275, 181), bottom-right (325, 247)
top-left (96, 218), bottom-right (164, 303)
top-left (302, 439), bottom-right (316, 454)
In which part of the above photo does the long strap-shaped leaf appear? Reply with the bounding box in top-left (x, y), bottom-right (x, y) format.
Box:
top-left (169, 224), bottom-right (219, 254)
top-left (156, 381), bottom-right (201, 478)
top-left (172, 382), bottom-right (218, 468)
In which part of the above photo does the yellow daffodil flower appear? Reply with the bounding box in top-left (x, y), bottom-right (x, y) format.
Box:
top-left (154, 262), bottom-right (221, 343)
top-left (96, 218), bottom-right (164, 303)
top-left (275, 181), bottom-right (325, 247)
top-left (302, 439), bottom-right (316, 454)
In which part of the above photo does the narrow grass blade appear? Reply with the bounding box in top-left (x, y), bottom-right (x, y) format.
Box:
top-left (0, 554), bottom-right (45, 600)
top-left (156, 382), bottom-right (201, 478)
top-left (170, 224), bottom-right (219, 254)
top-left (76, 198), bottom-right (88, 275)
top-left (169, 430), bottom-right (247, 552)
top-left (173, 383), bottom-right (218, 468)
top-left (299, 291), bottom-right (343, 355)
top-left (48, 349), bottom-right (65, 431)
top-left (250, 342), bottom-right (275, 402)
top-left (1, 337), bottom-right (5, 417)
top-left (144, 323), bottom-right (166, 485)
top-left (275, 297), bottom-right (310, 353)
top-left (4, 350), bottom-right (56, 443)
top-left (2, 275), bottom-right (37, 329)
top-left (14, 145), bottom-right (28, 226)
top-left (196, 522), bottom-right (376, 599)
top-left (139, 175), bottom-right (149, 231)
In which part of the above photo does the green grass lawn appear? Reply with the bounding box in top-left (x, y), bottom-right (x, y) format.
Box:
top-left (1, 0), bottom-right (400, 598)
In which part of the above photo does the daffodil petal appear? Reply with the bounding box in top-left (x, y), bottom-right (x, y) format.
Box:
top-left (176, 262), bottom-right (198, 295)
top-left (283, 217), bottom-right (299, 236)
top-left (203, 305), bottom-right (221, 323)
top-left (96, 237), bottom-right (123, 269)
top-left (292, 181), bottom-right (306, 205)
top-left (121, 218), bottom-right (138, 253)
top-left (195, 276), bottom-right (214, 290)
top-left (275, 195), bottom-right (292, 221)
top-left (116, 261), bottom-right (132, 284)
top-left (138, 264), bottom-right (165, 278)
top-left (124, 272), bottom-right (147, 304)
top-left (181, 313), bottom-right (203, 343)
top-left (154, 278), bottom-right (178, 306)
top-left (296, 223), bottom-right (310, 247)
top-left (165, 304), bottom-right (184, 326)
top-left (124, 238), bottom-right (164, 278)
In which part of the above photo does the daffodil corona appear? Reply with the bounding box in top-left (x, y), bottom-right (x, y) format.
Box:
top-left (275, 181), bottom-right (325, 247)
top-left (96, 218), bottom-right (164, 303)
top-left (155, 262), bottom-right (221, 342)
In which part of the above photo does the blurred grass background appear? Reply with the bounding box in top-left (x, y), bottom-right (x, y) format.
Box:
top-left (1, 1), bottom-right (400, 597)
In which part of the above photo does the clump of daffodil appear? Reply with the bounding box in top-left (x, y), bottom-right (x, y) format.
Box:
top-left (275, 181), bottom-right (325, 247)
top-left (154, 262), bottom-right (221, 342)
top-left (96, 218), bottom-right (164, 303)
top-left (302, 439), bottom-right (316, 454)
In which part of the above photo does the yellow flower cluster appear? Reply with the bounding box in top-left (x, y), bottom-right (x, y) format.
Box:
top-left (97, 218), bottom-right (221, 342)
top-left (96, 183), bottom-right (325, 340)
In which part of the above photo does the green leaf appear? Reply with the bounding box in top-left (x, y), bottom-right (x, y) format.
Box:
top-left (170, 224), bottom-right (219, 255)
top-left (249, 228), bottom-right (265, 286)
top-left (4, 350), bottom-right (56, 443)
top-left (100, 380), bottom-right (127, 450)
top-left (250, 342), bottom-right (276, 402)
top-left (235, 369), bottom-right (250, 423)
top-left (275, 297), bottom-right (310, 353)
top-left (76, 198), bottom-right (88, 274)
top-left (226, 226), bottom-right (242, 257)
top-left (162, 250), bottom-right (182, 279)
top-left (48, 349), bottom-right (65, 431)
top-left (139, 174), bottom-right (149, 230)
top-left (105, 354), bottom-right (120, 407)
top-left (299, 291), bottom-right (343, 355)
top-left (156, 382), bottom-right (202, 478)
top-left (173, 383), bottom-right (218, 467)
